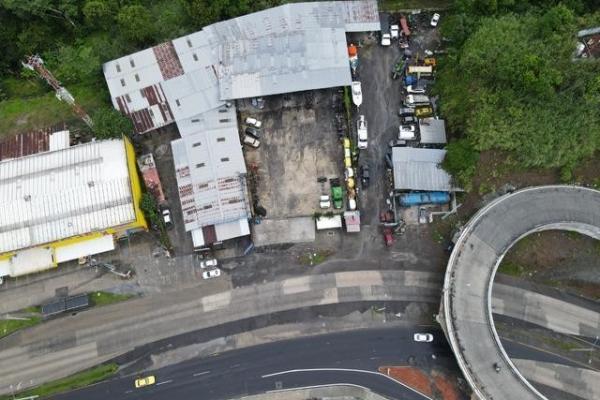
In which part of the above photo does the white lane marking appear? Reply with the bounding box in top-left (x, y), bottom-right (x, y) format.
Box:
top-left (267, 383), bottom-right (366, 393)
top-left (261, 368), bottom-right (432, 400)
top-left (156, 379), bottom-right (173, 386)
top-left (193, 371), bottom-right (211, 377)
top-left (124, 390), bottom-right (133, 394)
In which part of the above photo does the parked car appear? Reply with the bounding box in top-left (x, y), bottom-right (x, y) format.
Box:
top-left (200, 258), bottom-right (218, 269)
top-left (243, 134), bottom-right (260, 148)
top-left (402, 115), bottom-right (417, 124)
top-left (360, 164), bottom-right (370, 189)
top-left (399, 124), bottom-right (416, 140)
top-left (319, 195), bottom-right (331, 209)
top-left (406, 85), bottom-right (426, 94)
top-left (161, 207), bottom-right (173, 229)
top-left (245, 117), bottom-right (262, 129)
top-left (390, 24), bottom-right (399, 40)
top-left (414, 333), bottom-right (434, 342)
top-left (135, 376), bottom-right (156, 388)
top-left (351, 81), bottom-right (363, 106)
top-left (357, 115), bottom-right (368, 149)
top-left (383, 227), bottom-right (394, 246)
top-left (430, 13), bottom-right (440, 27)
top-left (245, 126), bottom-right (260, 138)
top-left (251, 97), bottom-right (265, 109)
top-left (398, 107), bottom-right (415, 117)
top-left (405, 94), bottom-right (431, 107)
top-left (202, 268), bottom-right (222, 279)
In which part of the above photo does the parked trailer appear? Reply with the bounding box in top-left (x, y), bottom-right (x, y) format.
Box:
top-left (399, 192), bottom-right (450, 206)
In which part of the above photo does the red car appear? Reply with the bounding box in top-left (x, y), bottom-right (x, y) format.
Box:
top-left (383, 228), bottom-right (394, 246)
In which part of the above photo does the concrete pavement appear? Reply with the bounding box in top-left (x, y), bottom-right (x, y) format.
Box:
top-left (440, 185), bottom-right (600, 400)
top-left (3, 266), bottom-right (600, 395)
top-left (514, 359), bottom-right (600, 400)
top-left (0, 270), bottom-right (442, 395)
top-left (493, 283), bottom-right (600, 337)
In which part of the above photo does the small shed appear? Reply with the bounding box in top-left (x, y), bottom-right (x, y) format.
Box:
top-left (344, 211), bottom-right (361, 232)
top-left (419, 118), bottom-right (447, 146)
top-left (392, 147), bottom-right (455, 192)
top-left (316, 215), bottom-right (343, 230)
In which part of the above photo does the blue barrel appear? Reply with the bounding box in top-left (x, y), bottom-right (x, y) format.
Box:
top-left (399, 192), bottom-right (450, 206)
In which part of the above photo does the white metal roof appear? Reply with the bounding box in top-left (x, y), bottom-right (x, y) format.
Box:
top-left (419, 118), bottom-right (447, 144)
top-left (0, 139), bottom-right (136, 254)
top-left (392, 147), bottom-right (453, 192)
top-left (103, 1), bottom-right (380, 121)
top-left (171, 125), bottom-right (249, 231)
top-left (162, 66), bottom-right (224, 120)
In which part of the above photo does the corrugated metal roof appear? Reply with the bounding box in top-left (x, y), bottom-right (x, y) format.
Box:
top-left (177, 106), bottom-right (237, 137)
top-left (162, 66), bottom-right (223, 120)
top-left (0, 128), bottom-right (69, 161)
top-left (103, 1), bottom-right (380, 128)
top-left (392, 147), bottom-right (453, 192)
top-left (171, 125), bottom-right (249, 231)
top-left (419, 118), bottom-right (447, 144)
top-left (0, 139), bottom-right (136, 254)
top-left (218, 28), bottom-right (351, 100)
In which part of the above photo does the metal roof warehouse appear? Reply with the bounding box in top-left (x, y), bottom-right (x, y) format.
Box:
top-left (0, 138), bottom-right (146, 279)
top-left (102, 1), bottom-right (380, 247)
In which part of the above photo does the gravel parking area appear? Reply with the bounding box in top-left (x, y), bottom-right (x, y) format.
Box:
top-left (239, 90), bottom-right (345, 219)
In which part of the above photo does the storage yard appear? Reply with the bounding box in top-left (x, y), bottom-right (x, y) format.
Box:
top-left (0, 1), bottom-right (457, 282)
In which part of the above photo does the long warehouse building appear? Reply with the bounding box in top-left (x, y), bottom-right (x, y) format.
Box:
top-left (0, 137), bottom-right (147, 281)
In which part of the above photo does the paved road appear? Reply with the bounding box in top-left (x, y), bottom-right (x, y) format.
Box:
top-left (53, 326), bottom-right (589, 400)
top-left (55, 327), bottom-right (448, 400)
top-left (441, 185), bottom-right (600, 400)
top-left (3, 268), bottom-right (600, 395)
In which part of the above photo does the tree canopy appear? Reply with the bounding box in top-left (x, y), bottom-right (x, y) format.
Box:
top-left (438, 1), bottom-right (600, 185)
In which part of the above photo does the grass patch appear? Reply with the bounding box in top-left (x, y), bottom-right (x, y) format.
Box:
top-left (381, 0), bottom-right (452, 11)
top-left (0, 82), bottom-right (108, 137)
top-left (540, 336), bottom-right (579, 352)
top-left (299, 250), bottom-right (333, 266)
top-left (0, 316), bottom-right (42, 339)
top-left (89, 291), bottom-right (135, 307)
top-left (0, 363), bottom-right (118, 399)
top-left (497, 261), bottom-right (527, 277)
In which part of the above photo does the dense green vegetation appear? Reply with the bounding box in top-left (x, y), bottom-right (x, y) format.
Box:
top-left (0, 363), bottom-right (119, 399)
top-left (0, 0), bottom-right (283, 135)
top-left (438, 0), bottom-right (600, 188)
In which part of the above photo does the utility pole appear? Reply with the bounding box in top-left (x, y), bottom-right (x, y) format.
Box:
top-left (22, 55), bottom-right (93, 128)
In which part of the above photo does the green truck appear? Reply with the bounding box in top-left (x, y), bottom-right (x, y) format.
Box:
top-left (331, 178), bottom-right (343, 209)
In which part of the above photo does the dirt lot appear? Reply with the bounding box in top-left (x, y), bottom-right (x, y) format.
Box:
top-left (238, 91), bottom-right (343, 219)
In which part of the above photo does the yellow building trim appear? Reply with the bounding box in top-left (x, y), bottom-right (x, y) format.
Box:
top-left (123, 137), bottom-right (148, 231)
top-left (123, 136), bottom-right (148, 230)
top-left (0, 252), bottom-right (15, 261)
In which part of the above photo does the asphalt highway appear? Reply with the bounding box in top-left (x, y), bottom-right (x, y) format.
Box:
top-left (54, 326), bottom-right (572, 400)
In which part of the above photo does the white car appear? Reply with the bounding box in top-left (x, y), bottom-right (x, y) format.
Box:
top-left (202, 268), bottom-right (221, 279)
top-left (161, 208), bottom-right (173, 229)
top-left (357, 115), bottom-right (368, 149)
top-left (245, 117), bottom-right (262, 129)
top-left (398, 124), bottom-right (416, 140)
top-left (430, 13), bottom-right (440, 27)
top-left (243, 134), bottom-right (260, 148)
top-left (390, 24), bottom-right (399, 39)
top-left (200, 258), bottom-right (218, 269)
top-left (351, 81), bottom-right (363, 107)
top-left (414, 333), bottom-right (433, 342)
top-left (406, 85), bottom-right (426, 94)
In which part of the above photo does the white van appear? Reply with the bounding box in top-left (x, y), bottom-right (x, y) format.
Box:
top-left (405, 94), bottom-right (430, 107)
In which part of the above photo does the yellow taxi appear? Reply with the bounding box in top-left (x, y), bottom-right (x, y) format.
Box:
top-left (135, 375), bottom-right (156, 388)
